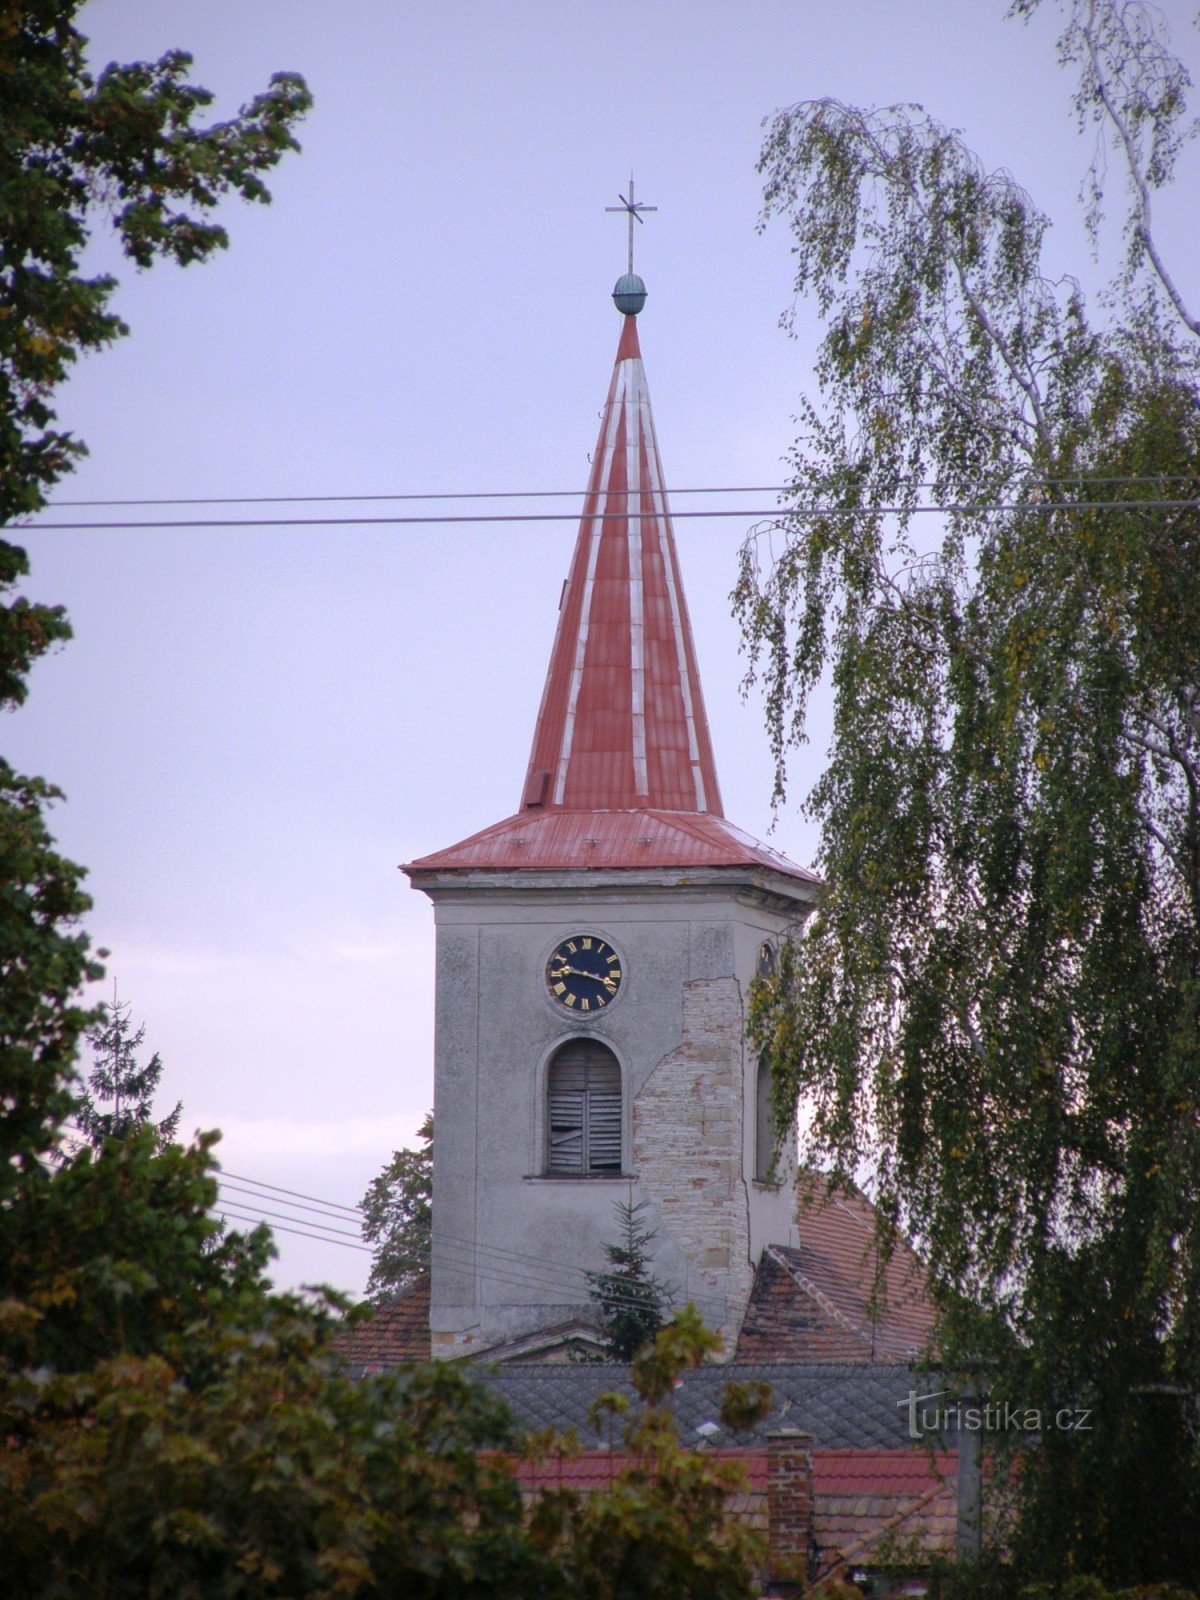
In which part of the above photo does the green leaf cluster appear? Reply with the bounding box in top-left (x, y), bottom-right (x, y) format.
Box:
top-left (3, 1181), bottom-right (765, 1599)
top-left (739, 0), bottom-right (1200, 1583)
top-left (0, 1), bottom-right (309, 1195)
top-left (0, 12), bottom-right (766, 1595)
top-left (0, 0), bottom-right (311, 522)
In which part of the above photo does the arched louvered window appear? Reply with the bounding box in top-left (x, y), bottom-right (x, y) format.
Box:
top-left (755, 1053), bottom-right (776, 1184)
top-left (547, 1039), bottom-right (622, 1175)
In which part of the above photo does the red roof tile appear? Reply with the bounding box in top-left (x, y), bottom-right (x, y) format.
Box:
top-left (735, 1177), bottom-right (937, 1362)
top-left (813, 1448), bottom-right (957, 1568)
top-left (334, 1275), bottom-right (430, 1369)
top-left (511, 1446), bottom-right (957, 1565)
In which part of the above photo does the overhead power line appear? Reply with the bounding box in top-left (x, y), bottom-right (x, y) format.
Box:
top-left (218, 1167), bottom-right (361, 1218)
top-left (44, 473), bottom-right (1200, 510)
top-left (45, 1137), bottom-right (710, 1315)
top-left (214, 1199), bottom-right (699, 1316)
top-left (219, 1167), bottom-right (664, 1281)
top-left (218, 1167), bottom-right (626, 1279)
top-left (213, 1167), bottom-right (722, 1315)
top-left (25, 496), bottom-right (1200, 532)
top-left (215, 1171), bottom-right (689, 1307)
top-left (216, 1205), bottom-right (374, 1254)
top-left (51, 485), bottom-right (788, 508)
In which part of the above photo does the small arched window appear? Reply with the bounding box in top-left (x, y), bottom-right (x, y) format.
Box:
top-left (547, 1039), bottom-right (622, 1175)
top-left (755, 1053), bottom-right (777, 1184)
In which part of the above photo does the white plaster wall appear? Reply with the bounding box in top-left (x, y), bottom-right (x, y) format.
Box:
top-left (417, 868), bottom-right (813, 1358)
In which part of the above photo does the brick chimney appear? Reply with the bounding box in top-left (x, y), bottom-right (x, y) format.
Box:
top-left (767, 1429), bottom-right (814, 1590)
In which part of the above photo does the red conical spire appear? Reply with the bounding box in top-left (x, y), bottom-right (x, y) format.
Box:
top-left (406, 290), bottom-right (817, 887)
top-left (520, 314), bottom-right (723, 816)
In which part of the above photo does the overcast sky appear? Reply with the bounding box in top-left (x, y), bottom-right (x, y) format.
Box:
top-left (10, 1), bottom-right (1198, 1294)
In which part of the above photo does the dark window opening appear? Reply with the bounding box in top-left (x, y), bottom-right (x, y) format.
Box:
top-left (547, 1039), bottom-right (622, 1175)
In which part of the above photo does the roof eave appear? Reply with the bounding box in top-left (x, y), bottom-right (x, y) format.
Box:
top-left (403, 860), bottom-right (820, 910)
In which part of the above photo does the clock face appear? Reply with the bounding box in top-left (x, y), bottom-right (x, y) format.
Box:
top-left (546, 934), bottom-right (623, 1014)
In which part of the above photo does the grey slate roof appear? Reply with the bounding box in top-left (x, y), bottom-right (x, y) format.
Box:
top-left (470, 1361), bottom-right (932, 1451)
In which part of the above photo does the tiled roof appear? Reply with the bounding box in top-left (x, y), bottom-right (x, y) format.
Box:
top-left (511, 1447), bottom-right (768, 1494)
top-left (735, 1177), bottom-right (937, 1363)
top-left (406, 806), bottom-right (818, 882)
top-left (335, 1275), bottom-right (430, 1371)
top-left (470, 1361), bottom-right (928, 1450)
top-left (813, 1448), bottom-right (957, 1571)
top-left (334, 1180), bottom-right (934, 1375)
top-left (510, 1446), bottom-right (957, 1568)
top-left (520, 312), bottom-right (722, 817)
top-left (508, 1447), bottom-right (769, 1542)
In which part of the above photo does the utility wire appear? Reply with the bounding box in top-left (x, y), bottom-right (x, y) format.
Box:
top-left (218, 1167), bottom-right (361, 1218)
top-left (216, 1199), bottom-right (698, 1314)
top-left (218, 1168), bottom-right (662, 1287)
top-left (217, 1180), bottom-right (694, 1310)
top-left (213, 1171), bottom-right (717, 1313)
top-left (218, 1167), bottom-right (665, 1284)
top-left (216, 1205), bottom-right (374, 1254)
top-left (26, 497), bottom-right (1200, 532)
top-left (44, 473), bottom-right (1200, 510)
top-left (54, 1130), bottom-right (718, 1313)
top-left (218, 1175), bottom-right (360, 1225)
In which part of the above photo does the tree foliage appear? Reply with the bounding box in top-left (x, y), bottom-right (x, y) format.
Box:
top-left (528, 1308), bottom-right (763, 1600)
top-left (584, 1198), bottom-right (674, 1361)
top-left (75, 987), bottom-right (180, 1150)
top-left (0, 0), bottom-right (311, 522)
top-left (0, 750), bottom-right (96, 1194)
top-left (737, 0), bottom-right (1200, 1583)
top-left (0, 0), bottom-right (310, 1205)
top-left (3, 1183), bottom-right (765, 1600)
top-left (360, 1111), bottom-right (433, 1301)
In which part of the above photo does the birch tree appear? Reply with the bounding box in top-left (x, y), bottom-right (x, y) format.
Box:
top-left (737, 1), bottom-right (1200, 1581)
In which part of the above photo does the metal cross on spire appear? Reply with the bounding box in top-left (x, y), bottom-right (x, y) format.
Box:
top-left (606, 175), bottom-right (657, 275)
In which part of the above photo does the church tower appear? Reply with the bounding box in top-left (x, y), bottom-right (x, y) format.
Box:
top-left (405, 239), bottom-right (818, 1361)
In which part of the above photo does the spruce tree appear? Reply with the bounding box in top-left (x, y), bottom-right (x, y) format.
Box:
top-left (76, 988), bottom-right (180, 1151)
top-left (584, 1199), bottom-right (673, 1361)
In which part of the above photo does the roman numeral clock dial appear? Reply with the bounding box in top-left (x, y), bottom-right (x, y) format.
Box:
top-left (546, 935), bottom-right (624, 1013)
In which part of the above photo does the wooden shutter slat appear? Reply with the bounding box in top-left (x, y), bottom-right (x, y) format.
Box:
top-left (587, 1089), bottom-right (622, 1168)
top-left (547, 1039), bottom-right (623, 1174)
top-left (549, 1087), bottom-right (585, 1172)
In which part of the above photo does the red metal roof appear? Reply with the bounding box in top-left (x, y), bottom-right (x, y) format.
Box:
top-left (521, 313), bottom-right (722, 817)
top-left (407, 806), bottom-right (818, 880)
top-left (410, 301), bottom-right (815, 886)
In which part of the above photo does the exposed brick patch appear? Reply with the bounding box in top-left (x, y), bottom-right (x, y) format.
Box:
top-left (633, 977), bottom-right (753, 1354)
